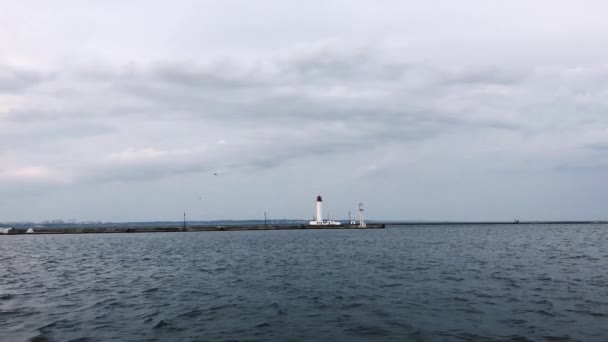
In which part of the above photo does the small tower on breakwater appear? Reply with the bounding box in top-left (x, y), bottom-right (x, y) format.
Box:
top-left (358, 202), bottom-right (366, 228)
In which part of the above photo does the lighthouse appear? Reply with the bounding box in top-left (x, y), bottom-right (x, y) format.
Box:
top-left (309, 195), bottom-right (341, 226)
top-left (316, 195), bottom-right (323, 224)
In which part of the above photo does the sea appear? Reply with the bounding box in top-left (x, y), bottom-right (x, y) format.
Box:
top-left (1, 224), bottom-right (607, 341)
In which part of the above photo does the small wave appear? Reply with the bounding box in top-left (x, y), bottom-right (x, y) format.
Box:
top-left (499, 335), bottom-right (534, 341)
top-left (500, 319), bottom-right (526, 325)
top-left (0, 308), bottom-right (33, 321)
top-left (531, 299), bottom-right (553, 306)
top-left (554, 296), bottom-right (582, 301)
top-left (542, 335), bottom-right (572, 341)
top-left (345, 325), bottom-right (390, 337)
top-left (536, 310), bottom-right (555, 317)
top-left (589, 312), bottom-right (608, 317)
top-left (458, 307), bottom-right (484, 314)
top-left (563, 254), bottom-right (599, 261)
top-left (208, 303), bottom-right (238, 311)
top-left (566, 309), bottom-right (608, 318)
top-left (341, 302), bottom-right (364, 309)
top-left (28, 334), bottom-right (53, 342)
top-left (585, 299), bottom-right (608, 306)
top-left (406, 329), bottom-right (431, 342)
top-left (38, 319), bottom-right (78, 332)
top-left (491, 274), bottom-right (520, 288)
top-left (177, 309), bottom-right (204, 319)
top-left (452, 297), bottom-right (469, 302)
top-left (88, 298), bottom-right (118, 309)
top-left (0, 293), bottom-right (14, 300)
top-left (56, 303), bottom-right (81, 310)
top-left (305, 312), bottom-right (322, 318)
top-left (437, 331), bottom-right (486, 340)
top-left (467, 290), bottom-right (503, 299)
top-left (154, 319), bottom-right (169, 329)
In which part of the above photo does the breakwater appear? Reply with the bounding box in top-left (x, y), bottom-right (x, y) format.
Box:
top-left (1, 224), bottom-right (385, 235)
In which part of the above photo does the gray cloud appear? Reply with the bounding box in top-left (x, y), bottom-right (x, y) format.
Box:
top-left (553, 162), bottom-right (608, 174)
top-left (0, 48), bottom-right (601, 188)
top-left (0, 66), bottom-right (50, 93)
top-left (587, 144), bottom-right (608, 151)
top-left (442, 67), bottom-right (528, 86)
top-left (1, 1), bottom-right (608, 221)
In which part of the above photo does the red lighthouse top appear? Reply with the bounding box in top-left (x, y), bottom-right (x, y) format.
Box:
top-left (316, 195), bottom-right (322, 202)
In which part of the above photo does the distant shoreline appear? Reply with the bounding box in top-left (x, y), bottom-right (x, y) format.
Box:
top-left (382, 221), bottom-right (608, 225)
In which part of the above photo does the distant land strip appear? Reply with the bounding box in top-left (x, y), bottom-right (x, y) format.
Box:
top-left (1, 220), bottom-right (607, 234)
top-left (379, 221), bottom-right (608, 225)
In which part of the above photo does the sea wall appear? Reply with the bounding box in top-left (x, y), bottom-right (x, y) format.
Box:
top-left (1, 224), bottom-right (385, 235)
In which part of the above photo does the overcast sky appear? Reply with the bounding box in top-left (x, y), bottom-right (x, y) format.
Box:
top-left (1, 1), bottom-right (608, 222)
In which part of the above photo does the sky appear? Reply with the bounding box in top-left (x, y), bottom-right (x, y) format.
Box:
top-left (1, 1), bottom-right (608, 222)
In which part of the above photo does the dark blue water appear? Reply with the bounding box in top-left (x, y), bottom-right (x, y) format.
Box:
top-left (1, 224), bottom-right (607, 341)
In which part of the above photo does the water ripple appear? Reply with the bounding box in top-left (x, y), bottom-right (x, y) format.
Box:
top-left (1, 224), bottom-right (607, 341)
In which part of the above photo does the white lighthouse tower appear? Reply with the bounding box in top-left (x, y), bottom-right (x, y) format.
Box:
top-left (309, 195), bottom-right (341, 226)
top-left (316, 195), bottom-right (323, 224)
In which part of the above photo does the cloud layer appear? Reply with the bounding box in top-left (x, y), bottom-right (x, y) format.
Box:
top-left (1, 1), bottom-right (608, 221)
